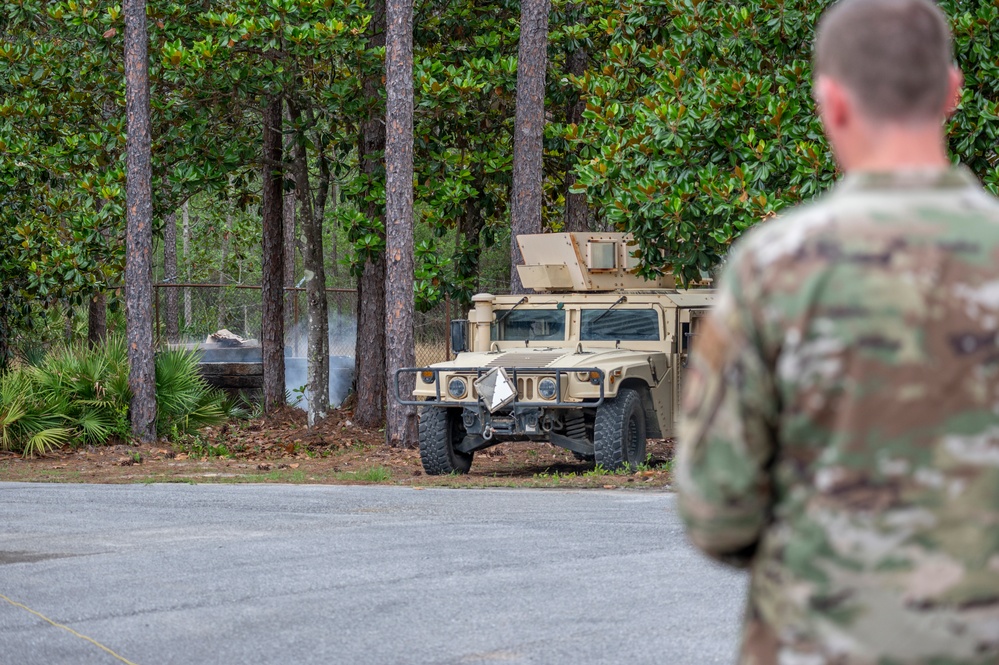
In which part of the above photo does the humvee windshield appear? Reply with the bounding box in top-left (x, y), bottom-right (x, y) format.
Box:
top-left (580, 309), bottom-right (659, 341)
top-left (491, 310), bottom-right (566, 342)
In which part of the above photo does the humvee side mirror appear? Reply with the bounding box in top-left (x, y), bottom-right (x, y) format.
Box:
top-left (451, 319), bottom-right (468, 354)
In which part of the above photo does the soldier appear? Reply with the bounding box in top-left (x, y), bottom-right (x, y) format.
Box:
top-left (676, 0), bottom-right (999, 663)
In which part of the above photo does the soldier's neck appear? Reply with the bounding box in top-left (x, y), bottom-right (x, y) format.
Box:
top-left (846, 124), bottom-right (951, 174)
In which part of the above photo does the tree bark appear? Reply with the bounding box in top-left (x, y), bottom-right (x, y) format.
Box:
top-left (64, 303), bottom-right (74, 345)
top-left (182, 201), bottom-right (192, 329)
top-left (217, 194), bottom-right (233, 331)
top-left (355, 257), bottom-right (386, 426)
top-left (124, 0), bottom-right (157, 442)
top-left (328, 181), bottom-right (340, 280)
top-left (0, 313), bottom-right (9, 371)
top-left (509, 0), bottom-right (550, 294)
top-left (88, 198), bottom-right (110, 347)
top-left (289, 99), bottom-right (330, 426)
top-left (384, 0), bottom-right (417, 448)
top-left (163, 210), bottom-right (180, 343)
top-left (564, 32), bottom-right (589, 232)
top-left (88, 292), bottom-right (107, 347)
top-left (261, 96), bottom-right (286, 413)
top-left (353, 0), bottom-right (388, 429)
top-left (283, 194), bottom-right (297, 290)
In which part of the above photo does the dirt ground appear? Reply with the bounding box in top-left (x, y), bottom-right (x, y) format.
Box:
top-left (0, 406), bottom-right (676, 490)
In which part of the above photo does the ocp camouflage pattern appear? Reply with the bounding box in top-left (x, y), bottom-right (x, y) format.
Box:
top-left (677, 167), bottom-right (999, 664)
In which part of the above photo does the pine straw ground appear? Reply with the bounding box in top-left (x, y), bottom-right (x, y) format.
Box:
top-left (0, 405), bottom-right (676, 490)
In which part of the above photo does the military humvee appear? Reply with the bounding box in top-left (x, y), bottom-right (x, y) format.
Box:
top-left (396, 233), bottom-right (714, 474)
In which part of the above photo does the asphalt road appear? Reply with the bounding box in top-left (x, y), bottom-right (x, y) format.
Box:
top-left (0, 483), bottom-right (747, 665)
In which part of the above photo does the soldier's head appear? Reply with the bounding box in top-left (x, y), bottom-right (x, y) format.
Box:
top-left (813, 0), bottom-right (961, 171)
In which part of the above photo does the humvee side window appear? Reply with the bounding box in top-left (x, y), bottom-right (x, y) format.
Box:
top-left (580, 309), bottom-right (659, 341)
top-left (491, 310), bottom-right (566, 342)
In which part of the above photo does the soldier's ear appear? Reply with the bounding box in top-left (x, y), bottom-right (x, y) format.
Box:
top-left (946, 67), bottom-right (963, 118)
top-left (814, 76), bottom-right (851, 130)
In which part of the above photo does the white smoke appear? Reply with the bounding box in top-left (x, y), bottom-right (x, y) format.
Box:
top-left (284, 310), bottom-right (356, 410)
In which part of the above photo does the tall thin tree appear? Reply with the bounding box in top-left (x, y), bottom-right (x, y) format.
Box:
top-left (510, 0), bottom-right (551, 293)
top-left (261, 96), bottom-right (286, 413)
top-left (354, 0), bottom-right (388, 429)
top-left (384, 0), bottom-right (417, 447)
top-left (124, 0), bottom-right (156, 441)
top-left (88, 202), bottom-right (108, 348)
top-left (283, 167), bottom-right (297, 354)
top-left (163, 209), bottom-right (180, 343)
top-left (182, 201), bottom-right (192, 329)
top-left (288, 99), bottom-right (331, 426)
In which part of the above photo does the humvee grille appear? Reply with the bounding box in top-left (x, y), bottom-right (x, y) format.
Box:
top-left (485, 352), bottom-right (565, 368)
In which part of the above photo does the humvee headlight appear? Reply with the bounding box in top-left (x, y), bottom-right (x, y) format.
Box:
top-left (448, 377), bottom-right (468, 399)
top-left (420, 370), bottom-right (436, 384)
top-left (538, 377), bottom-right (558, 400)
top-left (589, 371), bottom-right (603, 385)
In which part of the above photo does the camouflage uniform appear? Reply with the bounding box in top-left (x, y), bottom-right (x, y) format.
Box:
top-left (677, 168), bottom-right (999, 665)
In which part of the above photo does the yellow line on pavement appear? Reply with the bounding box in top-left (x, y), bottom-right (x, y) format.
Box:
top-left (0, 592), bottom-right (139, 665)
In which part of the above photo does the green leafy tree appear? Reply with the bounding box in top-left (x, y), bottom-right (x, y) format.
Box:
top-left (0, 4), bottom-right (126, 366)
top-left (571, 0), bottom-right (999, 283)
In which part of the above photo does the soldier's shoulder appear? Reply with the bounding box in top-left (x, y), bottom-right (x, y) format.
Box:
top-left (730, 173), bottom-right (999, 271)
top-left (726, 195), bottom-right (839, 272)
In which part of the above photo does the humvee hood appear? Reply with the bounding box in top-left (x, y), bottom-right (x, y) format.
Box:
top-left (431, 347), bottom-right (664, 371)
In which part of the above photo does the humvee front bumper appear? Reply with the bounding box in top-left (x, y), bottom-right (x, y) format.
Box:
top-left (394, 367), bottom-right (606, 409)
top-left (394, 367), bottom-right (606, 455)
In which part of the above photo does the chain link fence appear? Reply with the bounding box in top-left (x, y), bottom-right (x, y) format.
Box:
top-left (153, 283), bottom-right (454, 366)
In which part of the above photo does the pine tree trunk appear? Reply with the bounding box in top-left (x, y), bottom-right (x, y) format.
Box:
top-left (384, 0), bottom-right (417, 448)
top-left (124, 0), bottom-right (157, 442)
top-left (217, 199), bottom-right (232, 331)
top-left (261, 96), bottom-right (286, 413)
top-left (163, 210), bottom-right (180, 342)
top-left (355, 257), bottom-right (386, 427)
top-left (564, 26), bottom-right (589, 233)
top-left (289, 100), bottom-right (330, 426)
top-left (510, 0), bottom-right (550, 294)
top-left (182, 201), bottom-right (192, 329)
top-left (282, 112), bottom-right (298, 354)
top-left (328, 181), bottom-right (340, 279)
top-left (88, 293), bottom-right (107, 347)
top-left (64, 303), bottom-right (74, 344)
top-left (88, 198), bottom-right (110, 347)
top-left (353, 0), bottom-right (388, 429)
top-left (0, 313), bottom-right (9, 371)
top-left (284, 193), bottom-right (296, 290)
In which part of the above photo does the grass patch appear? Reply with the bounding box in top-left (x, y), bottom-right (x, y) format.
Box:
top-left (334, 465), bottom-right (392, 482)
top-left (178, 439), bottom-right (233, 459)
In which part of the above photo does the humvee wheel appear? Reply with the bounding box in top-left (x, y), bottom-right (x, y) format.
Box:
top-left (593, 388), bottom-right (647, 471)
top-left (419, 405), bottom-right (473, 475)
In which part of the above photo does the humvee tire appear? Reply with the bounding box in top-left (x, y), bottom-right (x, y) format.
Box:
top-left (593, 388), bottom-right (647, 471)
top-left (419, 404), bottom-right (473, 475)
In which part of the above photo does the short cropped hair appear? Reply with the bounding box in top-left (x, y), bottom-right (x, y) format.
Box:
top-left (814, 0), bottom-right (953, 121)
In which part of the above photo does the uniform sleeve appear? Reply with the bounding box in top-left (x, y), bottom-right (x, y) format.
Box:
top-left (676, 251), bottom-right (778, 569)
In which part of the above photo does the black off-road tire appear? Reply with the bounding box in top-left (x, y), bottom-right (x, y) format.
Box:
top-left (419, 406), bottom-right (473, 475)
top-left (593, 388), bottom-right (647, 471)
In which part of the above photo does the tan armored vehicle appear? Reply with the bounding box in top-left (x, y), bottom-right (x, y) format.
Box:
top-left (396, 233), bottom-right (714, 474)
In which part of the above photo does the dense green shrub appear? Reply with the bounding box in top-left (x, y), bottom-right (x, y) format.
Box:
top-left (572, 0), bottom-right (999, 283)
top-left (0, 368), bottom-right (73, 458)
top-left (0, 338), bottom-right (231, 457)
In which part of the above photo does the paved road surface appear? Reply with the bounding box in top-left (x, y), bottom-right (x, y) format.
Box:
top-left (0, 484), bottom-right (747, 664)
